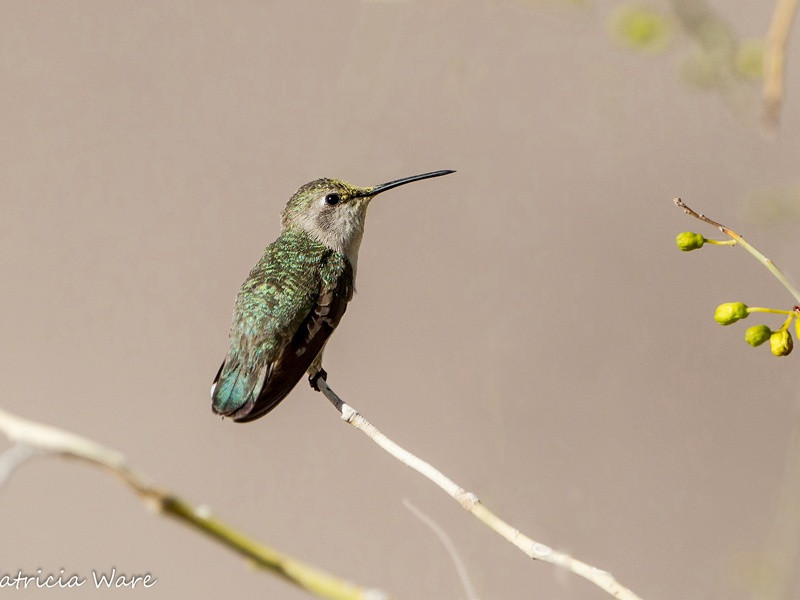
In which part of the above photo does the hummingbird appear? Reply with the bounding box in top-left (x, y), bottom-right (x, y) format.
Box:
top-left (211, 169), bottom-right (455, 423)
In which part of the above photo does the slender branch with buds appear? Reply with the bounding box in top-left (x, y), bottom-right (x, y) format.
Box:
top-left (674, 197), bottom-right (800, 304)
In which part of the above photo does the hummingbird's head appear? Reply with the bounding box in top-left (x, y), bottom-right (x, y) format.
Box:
top-left (281, 178), bottom-right (372, 261)
top-left (281, 170), bottom-right (455, 264)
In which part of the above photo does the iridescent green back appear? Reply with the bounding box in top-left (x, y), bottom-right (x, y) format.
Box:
top-left (211, 229), bottom-right (352, 418)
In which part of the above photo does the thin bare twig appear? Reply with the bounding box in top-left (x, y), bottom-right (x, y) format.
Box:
top-left (673, 198), bottom-right (800, 304)
top-left (403, 499), bottom-right (480, 600)
top-left (316, 378), bottom-right (645, 600)
top-left (763, 0), bottom-right (799, 127)
top-left (0, 407), bottom-right (384, 600)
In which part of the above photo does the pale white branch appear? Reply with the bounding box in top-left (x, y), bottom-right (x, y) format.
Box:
top-left (317, 379), bottom-right (645, 600)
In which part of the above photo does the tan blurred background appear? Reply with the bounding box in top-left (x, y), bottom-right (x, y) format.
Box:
top-left (2, 1), bottom-right (800, 598)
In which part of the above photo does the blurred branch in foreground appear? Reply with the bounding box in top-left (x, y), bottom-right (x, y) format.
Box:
top-left (315, 377), bottom-right (646, 600)
top-left (763, 0), bottom-right (798, 127)
top-left (0, 407), bottom-right (384, 600)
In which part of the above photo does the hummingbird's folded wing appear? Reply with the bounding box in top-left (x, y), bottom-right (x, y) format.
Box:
top-left (234, 281), bottom-right (350, 422)
top-left (212, 237), bottom-right (353, 422)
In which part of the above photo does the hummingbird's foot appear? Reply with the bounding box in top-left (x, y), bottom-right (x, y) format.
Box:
top-left (308, 368), bottom-right (328, 391)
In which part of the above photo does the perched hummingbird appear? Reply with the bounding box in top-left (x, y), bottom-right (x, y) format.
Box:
top-left (211, 169), bottom-right (455, 422)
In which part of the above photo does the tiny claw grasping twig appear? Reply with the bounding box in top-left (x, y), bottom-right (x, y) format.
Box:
top-left (308, 368), bottom-right (329, 392)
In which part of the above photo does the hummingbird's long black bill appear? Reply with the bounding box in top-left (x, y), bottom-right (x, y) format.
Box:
top-left (359, 169), bottom-right (456, 197)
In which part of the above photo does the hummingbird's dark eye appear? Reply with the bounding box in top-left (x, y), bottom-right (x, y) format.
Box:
top-left (324, 193), bottom-right (341, 206)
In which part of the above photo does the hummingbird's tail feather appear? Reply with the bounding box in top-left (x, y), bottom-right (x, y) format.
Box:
top-left (211, 357), bottom-right (269, 418)
top-left (212, 354), bottom-right (289, 421)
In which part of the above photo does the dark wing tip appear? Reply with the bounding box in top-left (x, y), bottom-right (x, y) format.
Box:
top-left (228, 394), bottom-right (287, 423)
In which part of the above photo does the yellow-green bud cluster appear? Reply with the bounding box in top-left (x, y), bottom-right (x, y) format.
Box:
top-left (714, 302), bottom-right (796, 356)
top-left (675, 231), bottom-right (706, 251)
top-left (714, 302), bottom-right (748, 325)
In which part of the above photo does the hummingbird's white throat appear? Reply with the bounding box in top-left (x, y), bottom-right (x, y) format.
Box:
top-left (298, 197), bottom-right (368, 276)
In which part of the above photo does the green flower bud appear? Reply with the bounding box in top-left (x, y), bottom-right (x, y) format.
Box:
top-left (745, 325), bottom-right (772, 347)
top-left (770, 330), bottom-right (793, 357)
top-left (714, 302), bottom-right (748, 325)
top-left (675, 231), bottom-right (706, 251)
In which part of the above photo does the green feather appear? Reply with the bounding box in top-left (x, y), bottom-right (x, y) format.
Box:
top-left (212, 229), bottom-right (350, 415)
